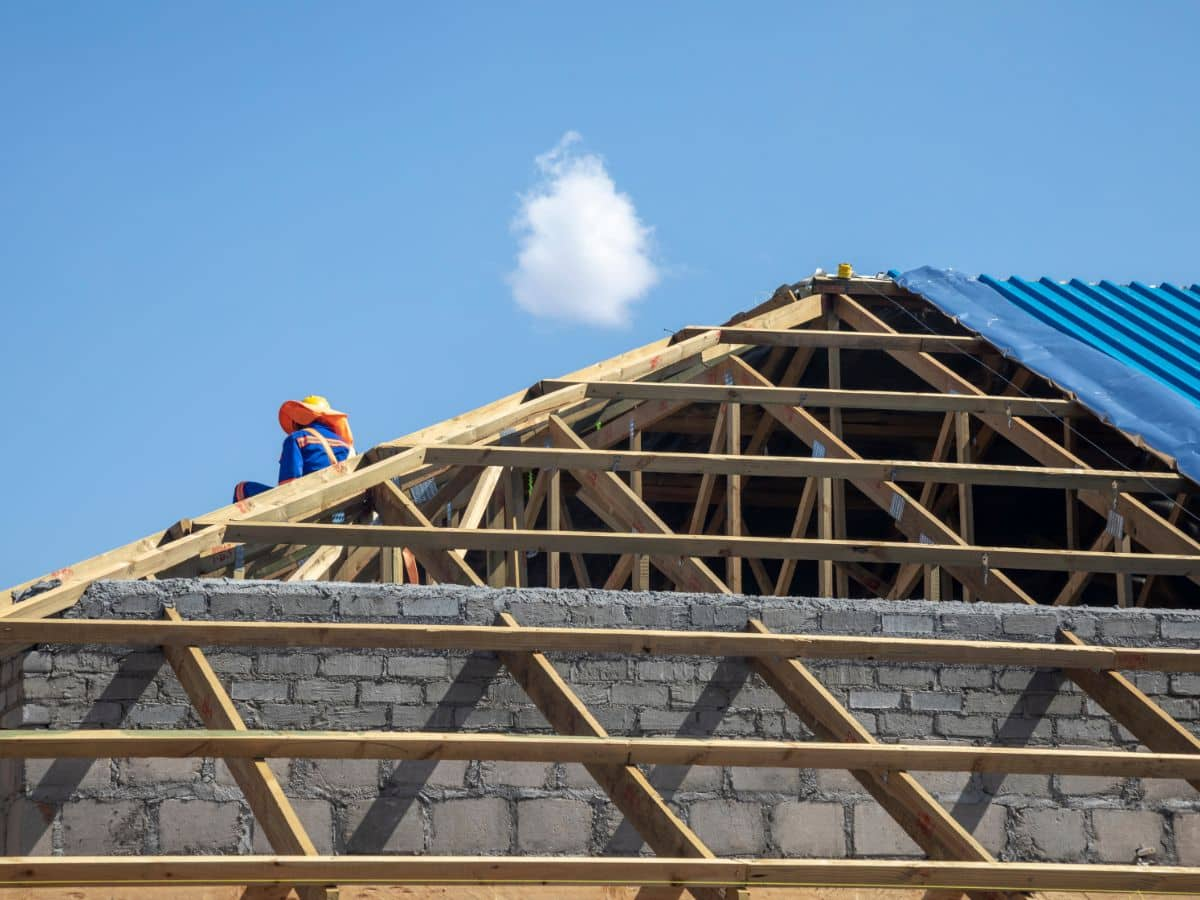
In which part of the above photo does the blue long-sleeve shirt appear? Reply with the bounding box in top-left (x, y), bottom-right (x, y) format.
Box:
top-left (278, 423), bottom-right (354, 484)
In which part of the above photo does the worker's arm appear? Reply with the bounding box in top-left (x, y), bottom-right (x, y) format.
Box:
top-left (277, 433), bottom-right (304, 485)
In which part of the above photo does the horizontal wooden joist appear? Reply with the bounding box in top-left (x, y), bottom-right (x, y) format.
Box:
top-left (0, 856), bottom-right (1196, 893)
top-left (200, 522), bottom-right (1200, 577)
top-left (4, 618), bottom-right (1196, 672)
top-left (408, 444), bottom-right (1184, 493)
top-left (673, 327), bottom-right (986, 353)
top-left (6, 729), bottom-right (1200, 779)
top-left (539, 379), bottom-right (1078, 417)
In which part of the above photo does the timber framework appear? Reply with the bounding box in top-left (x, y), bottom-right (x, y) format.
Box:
top-left (4, 274), bottom-right (1200, 895)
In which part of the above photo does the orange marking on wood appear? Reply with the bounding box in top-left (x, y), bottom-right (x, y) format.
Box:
top-left (649, 355), bottom-right (661, 370)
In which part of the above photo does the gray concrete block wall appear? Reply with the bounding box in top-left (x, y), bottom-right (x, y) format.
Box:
top-left (6, 580), bottom-right (1200, 865)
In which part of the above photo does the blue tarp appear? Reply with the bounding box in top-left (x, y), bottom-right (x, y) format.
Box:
top-left (895, 266), bottom-right (1200, 485)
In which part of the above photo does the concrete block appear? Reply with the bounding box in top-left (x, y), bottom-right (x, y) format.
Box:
top-left (1176, 813), bottom-right (1200, 865)
top-left (633, 660), bottom-right (690, 683)
top-left (124, 757), bottom-right (203, 785)
top-left (360, 682), bottom-right (423, 704)
top-left (949, 803), bottom-right (1007, 855)
top-left (276, 593), bottom-right (335, 616)
top-left (1172, 674), bottom-right (1200, 696)
top-left (853, 803), bottom-right (921, 857)
top-left (61, 800), bottom-right (147, 854)
top-left (389, 656), bottom-right (450, 679)
top-left (729, 766), bottom-right (803, 794)
top-left (230, 680), bottom-right (289, 702)
top-left (611, 683), bottom-right (669, 706)
top-left (6, 798), bottom-right (55, 854)
top-left (256, 654), bottom-right (319, 676)
top-left (319, 654), bottom-right (384, 677)
top-left (306, 759), bottom-right (382, 794)
top-left (336, 591), bottom-right (402, 617)
top-left (1100, 617), bottom-right (1157, 640)
top-left (910, 692), bottom-right (962, 712)
top-left (814, 663), bottom-right (875, 686)
top-left (403, 595), bottom-right (460, 617)
top-left (820, 610), bottom-right (879, 633)
top-left (911, 771), bottom-right (975, 801)
top-left (1162, 618), bottom-right (1200, 640)
top-left (938, 613), bottom-right (1001, 638)
top-left (876, 712), bottom-right (935, 739)
top-left (517, 798), bottom-right (593, 853)
top-left (253, 703), bottom-right (318, 728)
top-left (981, 773), bottom-right (1051, 799)
top-left (689, 799), bottom-right (765, 855)
top-left (1141, 778), bottom-right (1198, 804)
top-left (645, 765), bottom-right (723, 794)
top-left (1057, 775), bottom-right (1124, 797)
top-left (1055, 718), bottom-right (1113, 744)
top-left (773, 801), bottom-right (845, 857)
top-left (876, 666), bottom-right (937, 689)
top-left (760, 607), bottom-right (820, 632)
top-left (1093, 809), bottom-right (1164, 863)
top-left (127, 704), bottom-right (192, 727)
top-left (431, 798), bottom-right (511, 854)
top-left (935, 715), bottom-right (994, 739)
top-left (323, 705), bottom-right (388, 729)
top-left (849, 691), bottom-right (900, 710)
top-left (21, 651), bottom-right (54, 674)
top-left (215, 759), bottom-right (288, 790)
top-left (1022, 693), bottom-right (1084, 716)
top-left (940, 667), bottom-right (992, 689)
top-left (384, 759), bottom-right (469, 791)
top-left (881, 614), bottom-right (934, 634)
top-left (292, 679), bottom-right (356, 703)
top-left (253, 799), bottom-right (333, 853)
top-left (1001, 613), bottom-right (1058, 637)
top-left (25, 758), bottom-right (110, 800)
top-left (1021, 808), bottom-right (1087, 861)
top-left (485, 761), bottom-right (551, 789)
top-left (815, 768), bottom-right (867, 797)
top-left (340, 798), bottom-right (422, 853)
top-left (159, 800), bottom-right (241, 853)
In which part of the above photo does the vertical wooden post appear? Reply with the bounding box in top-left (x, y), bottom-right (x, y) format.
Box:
top-left (1064, 423), bottom-right (1079, 550)
top-left (818, 475), bottom-right (834, 597)
top-left (379, 548), bottom-right (404, 584)
top-left (955, 411), bottom-right (975, 603)
top-left (486, 492), bottom-right (507, 588)
top-left (630, 428), bottom-right (649, 591)
top-left (825, 299), bottom-right (847, 597)
top-left (502, 468), bottom-right (528, 588)
top-left (725, 402), bottom-right (742, 594)
top-left (547, 469), bottom-right (561, 589)
top-left (1116, 532), bottom-right (1134, 607)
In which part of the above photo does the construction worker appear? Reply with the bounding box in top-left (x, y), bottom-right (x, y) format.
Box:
top-left (233, 395), bottom-right (355, 502)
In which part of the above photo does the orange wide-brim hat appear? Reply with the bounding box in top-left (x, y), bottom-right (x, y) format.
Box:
top-left (278, 396), bottom-right (354, 446)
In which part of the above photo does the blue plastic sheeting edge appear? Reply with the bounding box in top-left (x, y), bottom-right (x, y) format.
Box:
top-left (894, 266), bottom-right (1200, 485)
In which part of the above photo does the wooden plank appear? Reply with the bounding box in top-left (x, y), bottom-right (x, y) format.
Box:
top-left (630, 428), bottom-right (649, 591)
top-left (541, 379), bottom-right (1078, 417)
top-left (672, 327), bottom-right (986, 353)
top-left (159, 607), bottom-right (330, 900)
top-left (548, 470), bottom-right (562, 588)
top-left (687, 406), bottom-right (727, 534)
top-left (494, 612), bottom-right (721, 900)
top-left (411, 444), bottom-right (1185, 493)
top-left (726, 402), bottom-right (742, 594)
top-left (547, 416), bottom-right (731, 594)
top-left (1052, 531), bottom-right (1114, 606)
top-left (10, 728), bottom-right (1200, 778)
top-left (897, 413), bottom-right (957, 601)
top-left (458, 466), bottom-right (504, 558)
top-left (331, 546), bottom-right (377, 583)
top-left (825, 301), bottom-right (848, 599)
top-left (7, 618), bottom-right (1199, 672)
top-left (956, 412), bottom-right (975, 603)
top-left (502, 468), bottom-right (529, 587)
top-left (369, 482), bottom-right (483, 587)
top-left (558, 503), bottom-right (592, 588)
top-left (774, 478), bottom-right (817, 596)
top-left (3, 856), bottom-right (1198, 894)
top-left (210, 521), bottom-right (1200, 578)
top-left (287, 546), bottom-right (345, 582)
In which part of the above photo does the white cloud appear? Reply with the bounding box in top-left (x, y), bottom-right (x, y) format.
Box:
top-left (509, 131), bottom-right (659, 327)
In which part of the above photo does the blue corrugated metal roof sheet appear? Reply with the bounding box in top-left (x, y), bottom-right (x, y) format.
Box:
top-left (894, 267), bottom-right (1200, 484)
top-left (976, 275), bottom-right (1200, 408)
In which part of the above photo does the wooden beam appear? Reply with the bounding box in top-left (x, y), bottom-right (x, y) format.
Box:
top-left (955, 412), bottom-right (975, 603)
top-left (774, 477), bottom-right (817, 596)
top-left (548, 470), bottom-right (562, 588)
top-left (403, 445), bottom-right (1186, 493)
top-left (547, 416), bottom-right (731, 595)
top-left (369, 482), bottom-right (483, 587)
top-left (1052, 530), bottom-right (1114, 606)
top-left (494, 612), bottom-right (721, 900)
top-left (1138, 493), bottom-right (1190, 605)
top-left (8, 618), bottom-right (1200, 672)
top-left (3, 856), bottom-right (1200, 894)
top-left (672, 327), bottom-right (986, 353)
top-left (160, 608), bottom-right (332, 900)
top-left (825, 300), bottom-right (848, 598)
top-left (458, 466), bottom-right (504, 558)
top-left (284, 546), bottom-right (343, 582)
top-left (726, 402), bottom-right (742, 594)
top-left (541, 380), bottom-right (1078, 417)
top-left (687, 406), bottom-right (727, 534)
top-left (7, 728), bottom-right (1200, 779)
top-left (210, 521), bottom-right (1200, 578)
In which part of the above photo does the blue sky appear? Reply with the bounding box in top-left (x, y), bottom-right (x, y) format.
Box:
top-left (3, 2), bottom-right (1198, 586)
